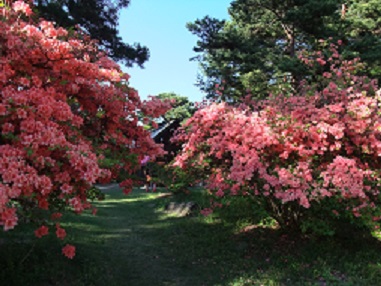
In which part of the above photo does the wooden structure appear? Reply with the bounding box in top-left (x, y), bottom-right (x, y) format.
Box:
top-left (151, 120), bottom-right (181, 163)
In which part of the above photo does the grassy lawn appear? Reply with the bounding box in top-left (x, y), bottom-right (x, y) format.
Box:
top-left (1, 185), bottom-right (381, 285)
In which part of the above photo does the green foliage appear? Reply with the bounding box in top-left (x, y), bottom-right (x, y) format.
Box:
top-left (85, 186), bottom-right (106, 201)
top-left (188, 0), bottom-right (381, 102)
top-left (97, 146), bottom-right (138, 183)
top-left (149, 164), bottom-right (200, 194)
top-left (213, 195), bottom-right (272, 230)
top-left (3, 187), bottom-right (381, 285)
top-left (33, 0), bottom-right (149, 67)
top-left (156, 92), bottom-right (196, 123)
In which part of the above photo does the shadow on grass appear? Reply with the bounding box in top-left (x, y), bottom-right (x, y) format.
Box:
top-left (1, 187), bottom-right (381, 286)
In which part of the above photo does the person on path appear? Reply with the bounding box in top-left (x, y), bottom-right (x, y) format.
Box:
top-left (140, 156), bottom-right (156, 192)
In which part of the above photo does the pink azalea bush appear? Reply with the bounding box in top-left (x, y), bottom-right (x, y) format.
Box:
top-left (174, 40), bottom-right (381, 234)
top-left (0, 1), bottom-right (170, 258)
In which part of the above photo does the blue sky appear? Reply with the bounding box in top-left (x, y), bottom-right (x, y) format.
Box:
top-left (119, 0), bottom-right (232, 102)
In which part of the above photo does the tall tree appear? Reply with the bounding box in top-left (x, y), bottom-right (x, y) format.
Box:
top-left (157, 92), bottom-right (196, 123)
top-left (344, 0), bottom-right (381, 77)
top-left (188, 0), bottom-right (381, 102)
top-left (34, 0), bottom-right (149, 67)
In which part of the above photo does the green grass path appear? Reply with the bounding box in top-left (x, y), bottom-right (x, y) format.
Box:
top-left (1, 186), bottom-right (243, 286)
top-left (2, 185), bottom-right (381, 285)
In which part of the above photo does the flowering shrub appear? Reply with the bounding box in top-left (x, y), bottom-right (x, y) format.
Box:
top-left (151, 163), bottom-right (202, 194)
top-left (174, 41), bottom-right (381, 234)
top-left (0, 1), bottom-right (170, 257)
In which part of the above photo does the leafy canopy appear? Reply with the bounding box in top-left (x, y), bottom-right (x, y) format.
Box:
top-left (157, 92), bottom-right (196, 123)
top-left (174, 41), bottom-right (381, 234)
top-left (0, 1), bottom-right (169, 258)
top-left (34, 0), bottom-right (149, 67)
top-left (188, 0), bottom-right (381, 102)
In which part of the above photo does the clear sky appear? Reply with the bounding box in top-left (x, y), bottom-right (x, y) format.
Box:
top-left (118, 0), bottom-right (232, 102)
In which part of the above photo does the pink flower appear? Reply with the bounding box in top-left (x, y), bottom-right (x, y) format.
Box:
top-left (200, 208), bottom-right (213, 216)
top-left (1, 207), bottom-right (18, 231)
top-left (12, 1), bottom-right (33, 16)
top-left (140, 155), bottom-right (150, 165)
top-left (316, 58), bottom-right (326, 66)
top-left (35, 225), bottom-right (49, 238)
top-left (215, 189), bottom-right (224, 197)
top-left (60, 184), bottom-right (73, 194)
top-left (69, 197), bottom-right (83, 212)
top-left (62, 244), bottom-right (76, 259)
top-left (51, 212), bottom-right (63, 220)
top-left (56, 224), bottom-right (66, 240)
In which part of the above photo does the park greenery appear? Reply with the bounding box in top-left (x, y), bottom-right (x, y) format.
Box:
top-left (2, 0), bottom-right (381, 285)
top-left (188, 0), bottom-right (381, 101)
top-left (0, 1), bottom-right (169, 258)
top-left (174, 41), bottom-right (381, 235)
top-left (3, 186), bottom-right (381, 285)
top-left (33, 0), bottom-right (149, 67)
top-left (157, 92), bottom-right (196, 124)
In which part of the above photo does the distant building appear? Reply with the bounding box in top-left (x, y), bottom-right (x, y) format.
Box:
top-left (151, 120), bottom-right (181, 163)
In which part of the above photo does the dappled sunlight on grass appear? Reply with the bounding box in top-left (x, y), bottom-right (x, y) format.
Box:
top-left (103, 195), bottom-right (158, 204)
top-left (62, 222), bottom-right (104, 231)
top-left (371, 230), bottom-right (381, 241)
top-left (2, 185), bottom-right (381, 285)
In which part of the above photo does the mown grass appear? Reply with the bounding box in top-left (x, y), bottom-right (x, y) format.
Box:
top-left (1, 185), bottom-right (381, 285)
